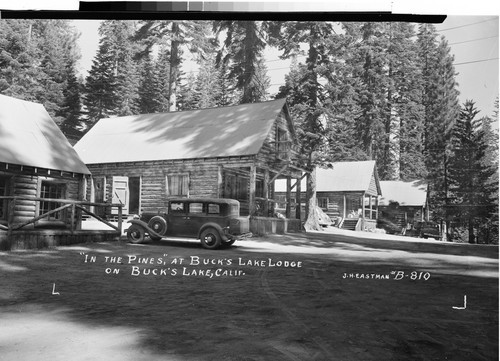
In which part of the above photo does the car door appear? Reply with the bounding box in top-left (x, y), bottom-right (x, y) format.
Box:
top-left (166, 201), bottom-right (190, 236)
top-left (184, 202), bottom-right (208, 237)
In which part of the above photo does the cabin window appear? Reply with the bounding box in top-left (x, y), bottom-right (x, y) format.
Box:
top-left (0, 176), bottom-right (10, 222)
top-left (166, 174), bottom-right (189, 197)
top-left (256, 179), bottom-right (264, 198)
top-left (224, 173), bottom-right (248, 201)
top-left (40, 181), bottom-right (66, 221)
top-left (317, 197), bottom-right (328, 209)
top-left (276, 127), bottom-right (289, 158)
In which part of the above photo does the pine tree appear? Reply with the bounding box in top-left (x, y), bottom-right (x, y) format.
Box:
top-left (272, 21), bottom-right (336, 230)
top-left (115, 49), bottom-right (140, 116)
top-left (0, 19), bottom-right (81, 127)
top-left (214, 62), bottom-right (240, 107)
top-left (449, 101), bottom-right (497, 243)
top-left (344, 23), bottom-right (390, 169)
top-left (214, 21), bottom-right (270, 104)
top-left (134, 20), bottom-right (212, 111)
top-left (0, 20), bottom-right (42, 100)
top-left (154, 46), bottom-right (171, 112)
top-left (58, 59), bottom-right (84, 141)
top-left (383, 22), bottom-right (426, 181)
top-left (418, 26), bottom-right (461, 241)
top-left (178, 72), bottom-right (198, 111)
top-left (84, 39), bottom-right (118, 123)
top-left (84, 20), bottom-right (141, 123)
top-left (138, 54), bottom-right (159, 113)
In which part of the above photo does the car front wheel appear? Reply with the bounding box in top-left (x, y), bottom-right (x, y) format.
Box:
top-left (148, 216), bottom-right (167, 241)
top-left (200, 228), bottom-right (222, 250)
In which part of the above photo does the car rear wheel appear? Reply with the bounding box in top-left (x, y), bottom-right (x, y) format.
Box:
top-left (200, 228), bottom-right (222, 250)
top-left (148, 216), bottom-right (167, 240)
top-left (127, 225), bottom-right (145, 244)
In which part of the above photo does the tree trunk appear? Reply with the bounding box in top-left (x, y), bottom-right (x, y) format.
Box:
top-left (168, 23), bottom-right (180, 112)
top-left (303, 164), bottom-right (321, 231)
top-left (468, 219), bottom-right (476, 244)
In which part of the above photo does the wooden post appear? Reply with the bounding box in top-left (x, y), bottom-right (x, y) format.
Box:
top-left (118, 205), bottom-right (123, 235)
top-left (249, 166), bottom-right (256, 216)
top-left (89, 177), bottom-right (95, 213)
top-left (361, 193), bottom-right (365, 230)
top-left (295, 177), bottom-right (301, 220)
top-left (70, 203), bottom-right (76, 234)
top-left (263, 169), bottom-right (269, 216)
top-left (361, 194), bottom-right (365, 217)
top-left (343, 194), bottom-right (346, 219)
top-left (286, 177), bottom-right (292, 219)
top-left (217, 166), bottom-right (223, 198)
top-left (369, 195), bottom-right (373, 219)
top-left (7, 198), bottom-right (15, 241)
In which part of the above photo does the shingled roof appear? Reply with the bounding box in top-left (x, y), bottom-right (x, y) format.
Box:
top-left (74, 98), bottom-right (290, 164)
top-left (0, 94), bottom-right (90, 175)
top-left (316, 161), bottom-right (380, 193)
top-left (275, 161), bottom-right (381, 195)
top-left (379, 180), bottom-right (427, 207)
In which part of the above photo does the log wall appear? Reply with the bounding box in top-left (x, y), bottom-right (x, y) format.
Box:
top-left (86, 157), bottom-right (256, 214)
top-left (1, 171), bottom-right (83, 228)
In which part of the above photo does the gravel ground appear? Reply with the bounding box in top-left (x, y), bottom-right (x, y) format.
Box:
top-left (0, 230), bottom-right (497, 361)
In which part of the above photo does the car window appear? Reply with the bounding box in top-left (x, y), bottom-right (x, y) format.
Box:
top-left (189, 202), bottom-right (204, 214)
top-left (170, 202), bottom-right (185, 213)
top-left (208, 204), bottom-right (220, 214)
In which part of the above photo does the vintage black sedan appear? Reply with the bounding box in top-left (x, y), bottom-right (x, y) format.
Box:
top-left (126, 198), bottom-right (252, 249)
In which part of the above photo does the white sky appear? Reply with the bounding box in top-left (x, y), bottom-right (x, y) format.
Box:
top-left (73, 15), bottom-right (499, 119)
top-left (0, 0), bottom-right (498, 117)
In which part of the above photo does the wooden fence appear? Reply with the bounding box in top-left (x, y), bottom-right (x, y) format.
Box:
top-left (0, 196), bottom-right (123, 250)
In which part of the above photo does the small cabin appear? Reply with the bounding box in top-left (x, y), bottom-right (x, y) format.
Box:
top-left (379, 180), bottom-right (429, 230)
top-left (74, 99), bottom-right (305, 235)
top-left (275, 161), bottom-right (382, 231)
top-left (0, 95), bottom-right (120, 250)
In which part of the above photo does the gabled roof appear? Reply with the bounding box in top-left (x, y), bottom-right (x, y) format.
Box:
top-left (379, 180), bottom-right (427, 207)
top-left (316, 161), bottom-right (381, 194)
top-left (0, 94), bottom-right (90, 175)
top-left (275, 160), bottom-right (381, 195)
top-left (74, 99), bottom-right (289, 164)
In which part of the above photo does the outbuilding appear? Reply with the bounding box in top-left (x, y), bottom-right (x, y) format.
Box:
top-left (379, 180), bottom-right (429, 230)
top-left (275, 160), bottom-right (382, 231)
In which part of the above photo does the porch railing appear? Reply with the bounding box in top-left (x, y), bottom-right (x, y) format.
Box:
top-left (0, 196), bottom-right (123, 236)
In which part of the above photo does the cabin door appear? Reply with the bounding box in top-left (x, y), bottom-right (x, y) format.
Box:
top-left (112, 176), bottom-right (129, 215)
top-left (0, 175), bottom-right (10, 225)
top-left (93, 177), bottom-right (105, 217)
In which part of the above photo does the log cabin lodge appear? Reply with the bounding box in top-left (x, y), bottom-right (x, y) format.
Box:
top-left (0, 95), bottom-right (122, 250)
top-left (74, 98), bottom-right (306, 235)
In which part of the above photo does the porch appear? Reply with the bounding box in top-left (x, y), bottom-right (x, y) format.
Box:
top-left (317, 192), bottom-right (379, 231)
top-left (0, 196), bottom-right (123, 251)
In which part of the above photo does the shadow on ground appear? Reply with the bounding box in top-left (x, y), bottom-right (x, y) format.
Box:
top-left (0, 232), bottom-right (497, 361)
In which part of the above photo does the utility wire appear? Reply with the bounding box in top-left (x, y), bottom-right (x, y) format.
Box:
top-left (437, 17), bottom-right (498, 32)
top-left (454, 57), bottom-right (499, 66)
top-left (449, 35), bottom-right (499, 45)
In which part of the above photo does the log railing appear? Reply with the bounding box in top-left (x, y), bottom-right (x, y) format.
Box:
top-left (0, 196), bottom-right (123, 236)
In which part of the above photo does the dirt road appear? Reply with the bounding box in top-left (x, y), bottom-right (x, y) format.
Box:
top-left (0, 231), bottom-right (497, 360)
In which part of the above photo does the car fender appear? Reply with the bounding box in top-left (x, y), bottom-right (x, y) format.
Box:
top-left (198, 223), bottom-right (228, 241)
top-left (127, 219), bottom-right (163, 239)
